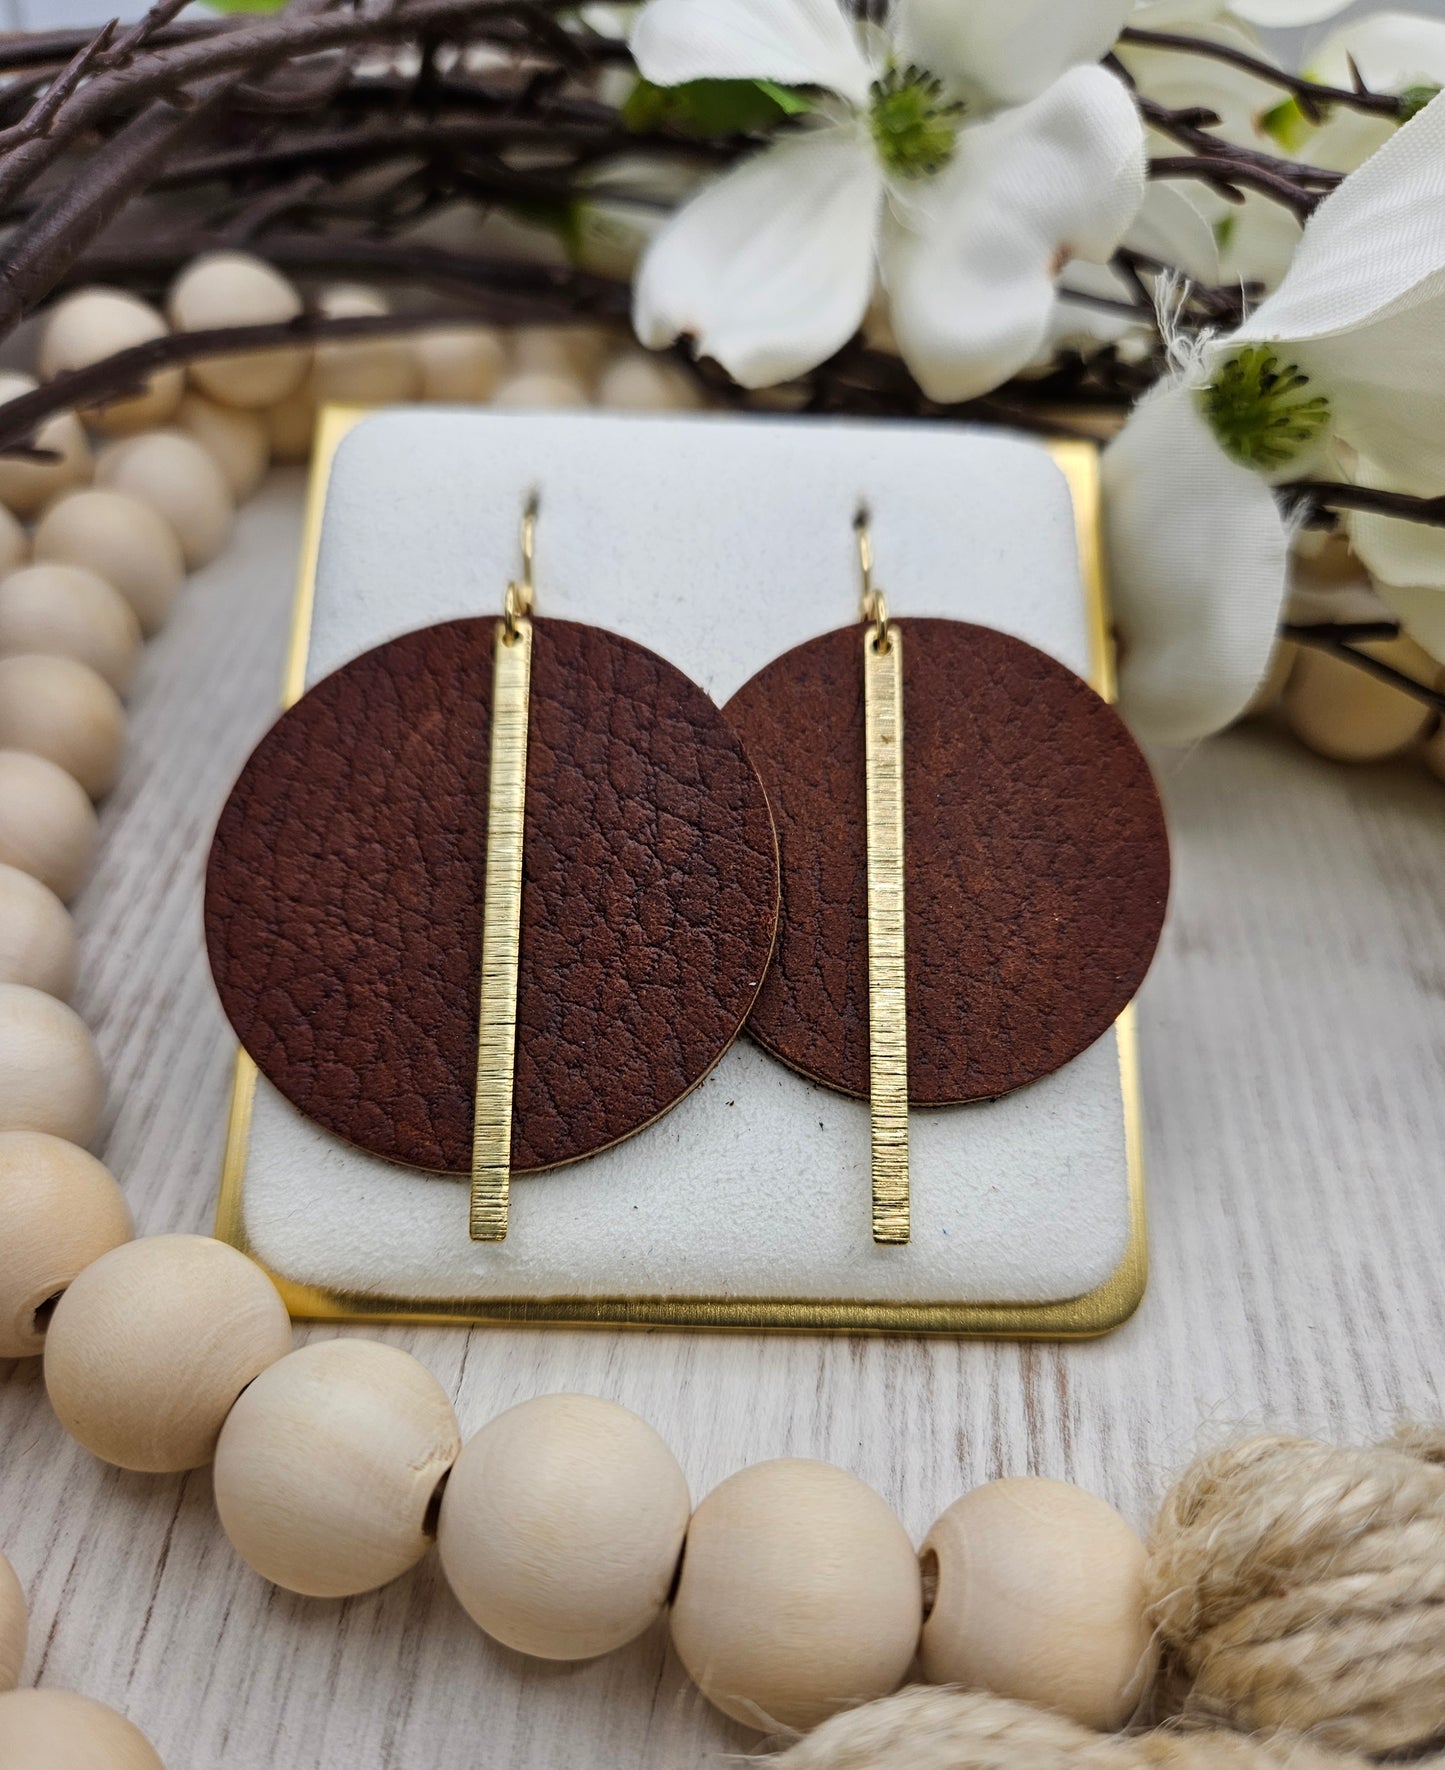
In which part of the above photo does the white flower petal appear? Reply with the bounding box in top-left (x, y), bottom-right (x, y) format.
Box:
top-left (894, 0), bottom-right (1133, 109)
top-left (1348, 458), bottom-right (1445, 646)
top-left (633, 129), bottom-right (882, 387)
top-left (1235, 91), bottom-right (1445, 345)
top-left (882, 67), bottom-right (1144, 402)
top-left (1309, 9), bottom-right (1445, 92)
top-left (1103, 379), bottom-right (1291, 745)
top-left (629, 0), bottom-right (873, 105)
top-left (1129, 180), bottom-right (1221, 283)
top-left (1374, 582), bottom-right (1445, 660)
top-left (1231, 0), bottom-right (1352, 24)
top-left (1290, 300), bottom-right (1445, 484)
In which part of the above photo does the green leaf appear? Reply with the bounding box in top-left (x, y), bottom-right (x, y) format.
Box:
top-left (622, 76), bottom-right (810, 137)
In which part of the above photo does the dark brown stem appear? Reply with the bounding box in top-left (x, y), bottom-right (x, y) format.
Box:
top-left (1283, 623), bottom-right (1445, 715)
top-left (1138, 95), bottom-right (1342, 218)
top-left (1120, 26), bottom-right (1406, 119)
top-left (1287, 479), bottom-right (1445, 528)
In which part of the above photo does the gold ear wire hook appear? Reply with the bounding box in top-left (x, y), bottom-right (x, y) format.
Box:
top-left (855, 505), bottom-right (890, 649)
top-left (504, 492), bottom-right (539, 641)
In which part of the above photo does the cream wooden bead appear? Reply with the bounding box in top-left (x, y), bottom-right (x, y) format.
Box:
top-left (38, 288), bottom-right (183, 435)
top-left (174, 393), bottom-right (268, 500)
top-left (34, 489), bottom-right (185, 636)
top-left (0, 1550), bottom-right (24, 1691)
top-left (215, 1339), bottom-right (459, 1598)
top-left (0, 655), bottom-right (125, 798)
top-left (0, 985), bottom-right (103, 1143)
top-left (919, 1477), bottom-right (1156, 1731)
top-left (1424, 720), bottom-right (1445, 783)
top-left (312, 286), bottom-right (418, 405)
top-left (44, 1234), bottom-right (291, 1472)
top-left (510, 324), bottom-right (606, 381)
top-left (0, 749), bottom-right (97, 900)
top-left (0, 563), bottom-right (142, 696)
top-left (597, 352), bottom-right (702, 412)
top-left (414, 327), bottom-right (507, 402)
top-left (264, 381), bottom-right (318, 464)
top-left (493, 372), bottom-right (588, 411)
top-left (0, 503), bottom-right (25, 578)
top-left (167, 251), bottom-right (308, 408)
top-left (438, 1393), bottom-right (689, 1660)
top-left (0, 1131), bottom-right (131, 1357)
top-left (670, 1458), bottom-right (921, 1732)
top-left (0, 864), bottom-right (78, 997)
top-left (96, 431), bottom-right (234, 569)
top-left (0, 1691), bottom-right (162, 1769)
top-left (0, 371), bottom-right (90, 516)
top-left (1283, 636), bottom-right (1435, 762)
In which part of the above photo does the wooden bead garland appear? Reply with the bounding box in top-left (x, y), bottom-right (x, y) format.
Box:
top-left (413, 326), bottom-right (507, 403)
top-left (670, 1458), bottom-right (922, 1731)
top-left (312, 285), bottom-right (418, 405)
top-left (918, 1476), bottom-right (1157, 1730)
top-left (0, 1550), bottom-right (24, 1693)
top-left (214, 1338), bottom-right (460, 1598)
top-left (33, 489), bottom-right (185, 637)
top-left (0, 372), bottom-right (90, 516)
top-left (0, 1689), bottom-right (163, 1770)
top-left (437, 1394), bottom-right (690, 1661)
top-left (0, 984), bottom-right (104, 1144)
top-left (0, 748), bottom-right (98, 901)
top-left (43, 1234), bottom-right (292, 1472)
top-left (38, 288), bottom-right (183, 435)
top-left (166, 251), bottom-right (308, 409)
top-left (95, 431), bottom-right (234, 570)
top-left (0, 563), bottom-right (143, 697)
top-left (0, 1131), bottom-right (131, 1358)
top-left (0, 654), bottom-right (125, 798)
top-left (173, 394), bottom-right (269, 501)
top-left (0, 864), bottom-right (78, 997)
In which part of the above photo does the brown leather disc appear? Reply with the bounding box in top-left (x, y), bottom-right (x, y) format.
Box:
top-left (722, 619), bottom-right (1169, 1104)
top-left (205, 616), bottom-right (779, 1174)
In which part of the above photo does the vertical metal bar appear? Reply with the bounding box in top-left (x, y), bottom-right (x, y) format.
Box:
top-left (469, 616), bottom-right (532, 1242)
top-left (863, 622), bottom-right (910, 1244)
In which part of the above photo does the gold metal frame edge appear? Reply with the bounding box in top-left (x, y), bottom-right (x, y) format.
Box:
top-left (213, 417), bottom-right (1146, 1339)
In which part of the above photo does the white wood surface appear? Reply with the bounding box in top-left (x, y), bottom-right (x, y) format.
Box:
top-left (1, 473), bottom-right (1442, 1768)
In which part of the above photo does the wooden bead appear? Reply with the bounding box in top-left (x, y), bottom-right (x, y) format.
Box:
top-left (414, 327), bottom-right (507, 403)
top-left (0, 1550), bottom-right (24, 1691)
top-left (96, 432), bottom-right (234, 569)
top-left (493, 372), bottom-right (588, 411)
top-left (670, 1458), bottom-right (921, 1731)
top-left (0, 749), bottom-right (98, 900)
top-left (510, 324), bottom-right (605, 381)
top-left (1283, 636), bottom-right (1435, 762)
top-left (0, 864), bottom-right (78, 997)
top-left (0, 563), bottom-right (142, 696)
top-left (919, 1477), bottom-right (1156, 1731)
top-left (0, 985), bottom-right (103, 1144)
top-left (167, 251), bottom-right (308, 408)
top-left (312, 287), bottom-right (418, 405)
top-left (38, 288), bottom-right (183, 435)
top-left (0, 504), bottom-right (26, 578)
top-left (0, 372), bottom-right (90, 517)
top-left (438, 1393), bottom-right (689, 1660)
top-left (215, 1339), bottom-right (459, 1598)
top-left (0, 655), bottom-right (125, 798)
top-left (0, 1690), bottom-right (162, 1770)
top-left (597, 353), bottom-right (703, 412)
top-left (1424, 721), bottom-right (1445, 784)
top-left (174, 393), bottom-right (268, 500)
top-left (263, 382), bottom-right (318, 464)
top-left (0, 1131), bottom-right (131, 1357)
top-left (44, 1234), bottom-right (291, 1472)
top-left (34, 490), bottom-right (185, 636)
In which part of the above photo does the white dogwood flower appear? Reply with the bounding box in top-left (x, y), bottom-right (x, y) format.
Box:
top-left (628, 0), bottom-right (1145, 399)
top-left (1105, 91), bottom-right (1445, 743)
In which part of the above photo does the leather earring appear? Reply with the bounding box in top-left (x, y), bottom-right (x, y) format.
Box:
top-left (204, 497), bottom-right (780, 1242)
top-left (722, 509), bottom-right (1170, 1247)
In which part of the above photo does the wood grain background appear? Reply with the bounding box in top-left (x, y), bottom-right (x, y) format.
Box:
top-left (2, 475), bottom-right (1442, 1768)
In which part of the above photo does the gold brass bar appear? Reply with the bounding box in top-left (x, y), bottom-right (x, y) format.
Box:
top-left (470, 615), bottom-right (533, 1242)
top-left (863, 621), bottom-right (909, 1244)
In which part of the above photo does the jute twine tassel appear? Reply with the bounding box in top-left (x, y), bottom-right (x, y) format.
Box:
top-left (1146, 1430), bottom-right (1445, 1751)
top-left (773, 1688), bottom-right (1372, 1770)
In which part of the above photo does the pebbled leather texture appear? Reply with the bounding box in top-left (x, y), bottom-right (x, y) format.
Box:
top-left (722, 618), bottom-right (1170, 1104)
top-left (206, 616), bottom-right (780, 1174)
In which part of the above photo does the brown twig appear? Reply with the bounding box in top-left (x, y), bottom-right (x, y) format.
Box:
top-left (1120, 27), bottom-right (1406, 120)
top-left (1287, 479), bottom-right (1445, 527)
top-left (1283, 623), bottom-right (1445, 714)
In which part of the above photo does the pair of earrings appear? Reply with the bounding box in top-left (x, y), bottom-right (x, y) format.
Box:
top-left (205, 497), bottom-right (1169, 1249)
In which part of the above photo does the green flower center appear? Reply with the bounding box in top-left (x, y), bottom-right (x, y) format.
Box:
top-left (869, 64), bottom-right (964, 180)
top-left (1199, 346), bottom-right (1331, 471)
